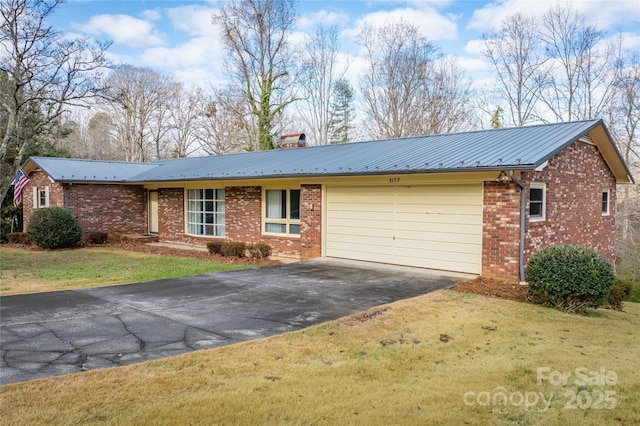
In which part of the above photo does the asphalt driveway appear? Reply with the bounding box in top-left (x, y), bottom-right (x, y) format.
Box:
top-left (1, 258), bottom-right (464, 385)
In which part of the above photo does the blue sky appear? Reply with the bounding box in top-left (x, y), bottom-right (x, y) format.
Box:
top-left (52, 0), bottom-right (640, 87)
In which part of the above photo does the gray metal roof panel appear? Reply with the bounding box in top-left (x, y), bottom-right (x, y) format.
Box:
top-left (130, 120), bottom-right (603, 182)
top-left (29, 157), bottom-right (159, 182)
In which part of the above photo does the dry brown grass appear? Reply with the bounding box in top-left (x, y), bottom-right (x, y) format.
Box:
top-left (1, 290), bottom-right (639, 425)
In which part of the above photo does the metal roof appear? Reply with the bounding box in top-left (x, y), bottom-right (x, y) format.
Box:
top-left (131, 119), bottom-right (632, 183)
top-left (26, 157), bottom-right (159, 183)
top-left (23, 119), bottom-right (634, 184)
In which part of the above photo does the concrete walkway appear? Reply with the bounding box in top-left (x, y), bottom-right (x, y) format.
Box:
top-left (0, 259), bottom-right (465, 385)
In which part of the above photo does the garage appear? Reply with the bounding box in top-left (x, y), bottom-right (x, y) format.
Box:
top-left (325, 184), bottom-right (483, 274)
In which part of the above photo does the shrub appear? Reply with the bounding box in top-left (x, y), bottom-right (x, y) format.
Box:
top-left (248, 242), bottom-right (272, 259)
top-left (88, 231), bottom-right (108, 244)
top-left (207, 240), bottom-right (224, 255)
top-left (607, 279), bottom-right (633, 310)
top-left (221, 241), bottom-right (247, 257)
top-left (26, 207), bottom-right (82, 249)
top-left (7, 232), bottom-right (30, 244)
top-left (525, 245), bottom-right (615, 312)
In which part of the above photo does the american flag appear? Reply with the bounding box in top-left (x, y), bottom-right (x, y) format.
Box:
top-left (13, 168), bottom-right (30, 207)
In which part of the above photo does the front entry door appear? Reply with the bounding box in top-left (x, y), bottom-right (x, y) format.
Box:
top-left (149, 191), bottom-right (159, 234)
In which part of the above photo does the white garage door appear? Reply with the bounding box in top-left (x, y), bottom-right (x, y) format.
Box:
top-left (326, 184), bottom-right (483, 274)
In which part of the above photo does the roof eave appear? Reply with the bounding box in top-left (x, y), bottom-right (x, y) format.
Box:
top-left (127, 165), bottom-right (536, 183)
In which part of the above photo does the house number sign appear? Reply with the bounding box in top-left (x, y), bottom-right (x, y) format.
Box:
top-left (388, 178), bottom-right (400, 183)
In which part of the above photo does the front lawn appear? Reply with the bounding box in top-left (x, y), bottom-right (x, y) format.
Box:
top-left (1, 290), bottom-right (638, 425)
top-left (0, 247), bottom-right (255, 295)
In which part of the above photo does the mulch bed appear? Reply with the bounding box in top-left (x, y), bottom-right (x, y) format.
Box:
top-left (451, 276), bottom-right (531, 303)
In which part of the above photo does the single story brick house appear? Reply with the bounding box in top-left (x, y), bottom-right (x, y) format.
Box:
top-left (20, 119), bottom-right (634, 282)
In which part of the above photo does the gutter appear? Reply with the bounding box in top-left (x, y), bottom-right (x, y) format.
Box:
top-left (509, 171), bottom-right (526, 282)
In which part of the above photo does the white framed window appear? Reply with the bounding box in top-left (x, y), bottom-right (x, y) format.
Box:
top-left (264, 189), bottom-right (300, 236)
top-left (32, 186), bottom-right (49, 209)
top-left (186, 189), bottom-right (225, 237)
top-left (602, 189), bottom-right (610, 216)
top-left (529, 183), bottom-right (546, 222)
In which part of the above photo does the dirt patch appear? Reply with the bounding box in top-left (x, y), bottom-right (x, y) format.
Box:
top-left (451, 276), bottom-right (530, 303)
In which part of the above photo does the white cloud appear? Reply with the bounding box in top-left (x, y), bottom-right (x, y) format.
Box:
top-left (141, 36), bottom-right (224, 69)
top-left (74, 15), bottom-right (164, 47)
top-left (297, 9), bottom-right (351, 30)
top-left (166, 5), bottom-right (221, 38)
top-left (345, 7), bottom-right (459, 42)
top-left (467, 0), bottom-right (640, 32)
top-left (464, 39), bottom-right (485, 56)
top-left (141, 9), bottom-right (162, 22)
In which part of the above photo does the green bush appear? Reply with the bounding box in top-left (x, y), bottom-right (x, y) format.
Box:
top-left (88, 231), bottom-right (108, 244)
top-left (607, 279), bottom-right (633, 310)
top-left (221, 241), bottom-right (247, 257)
top-left (207, 240), bottom-right (224, 255)
top-left (7, 232), bottom-right (30, 244)
top-left (248, 242), bottom-right (272, 259)
top-left (26, 207), bottom-right (82, 249)
top-left (525, 245), bottom-right (615, 312)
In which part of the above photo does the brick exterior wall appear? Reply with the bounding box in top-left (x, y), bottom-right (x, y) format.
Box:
top-left (522, 141), bottom-right (616, 262)
top-left (482, 181), bottom-right (521, 281)
top-left (225, 186), bottom-right (262, 244)
top-left (22, 171), bottom-right (64, 229)
top-left (22, 171), bottom-right (147, 238)
top-left (216, 185), bottom-right (322, 258)
top-left (299, 184), bottom-right (322, 259)
top-left (482, 141), bottom-right (617, 282)
top-left (158, 188), bottom-right (185, 242)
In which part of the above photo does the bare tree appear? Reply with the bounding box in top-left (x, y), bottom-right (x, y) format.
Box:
top-left (608, 49), bottom-right (640, 243)
top-left (539, 4), bottom-right (615, 121)
top-left (168, 89), bottom-right (200, 158)
top-left (422, 56), bottom-right (475, 134)
top-left (297, 25), bottom-right (347, 145)
top-left (193, 87), bottom-right (247, 156)
top-left (480, 12), bottom-right (546, 126)
top-left (0, 0), bottom-right (109, 204)
top-left (213, 0), bottom-right (298, 151)
top-left (101, 66), bottom-right (178, 162)
top-left (357, 19), bottom-right (441, 139)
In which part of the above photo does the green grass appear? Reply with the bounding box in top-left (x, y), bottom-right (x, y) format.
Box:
top-left (0, 247), bottom-right (254, 295)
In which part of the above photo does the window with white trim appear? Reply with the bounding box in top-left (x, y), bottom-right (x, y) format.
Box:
top-left (602, 189), bottom-right (610, 216)
top-left (264, 189), bottom-right (300, 235)
top-left (32, 186), bottom-right (49, 209)
top-left (186, 189), bottom-right (225, 237)
top-left (529, 183), bottom-right (546, 221)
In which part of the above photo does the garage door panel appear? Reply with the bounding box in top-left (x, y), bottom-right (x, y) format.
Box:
top-left (393, 212), bottom-right (481, 226)
top-left (327, 228), bottom-right (393, 246)
top-left (394, 219), bottom-right (480, 234)
top-left (395, 235), bottom-right (481, 253)
top-left (329, 203), bottom-right (394, 213)
top-left (326, 184), bottom-right (482, 274)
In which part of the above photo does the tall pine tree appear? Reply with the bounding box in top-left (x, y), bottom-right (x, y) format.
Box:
top-left (329, 79), bottom-right (354, 144)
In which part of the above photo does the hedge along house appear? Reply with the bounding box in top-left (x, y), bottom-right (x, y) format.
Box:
top-left (20, 119), bottom-right (634, 283)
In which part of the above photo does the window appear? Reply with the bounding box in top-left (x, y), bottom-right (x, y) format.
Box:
top-left (529, 183), bottom-right (546, 221)
top-left (186, 189), bottom-right (225, 237)
top-left (602, 189), bottom-right (610, 216)
top-left (264, 189), bottom-right (300, 235)
top-left (32, 186), bottom-right (49, 209)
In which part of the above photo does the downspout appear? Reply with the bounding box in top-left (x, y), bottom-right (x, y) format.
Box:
top-left (509, 171), bottom-right (526, 283)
